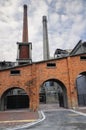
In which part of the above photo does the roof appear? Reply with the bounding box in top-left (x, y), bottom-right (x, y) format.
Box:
top-left (70, 40), bottom-right (86, 56)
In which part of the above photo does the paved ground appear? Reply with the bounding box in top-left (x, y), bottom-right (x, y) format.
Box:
top-left (0, 104), bottom-right (86, 130)
top-left (39, 104), bottom-right (86, 114)
top-left (39, 103), bottom-right (60, 110)
top-left (22, 109), bottom-right (86, 130)
top-left (76, 107), bottom-right (86, 114)
top-left (0, 109), bottom-right (39, 129)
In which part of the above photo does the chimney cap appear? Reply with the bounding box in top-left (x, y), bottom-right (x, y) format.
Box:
top-left (43, 16), bottom-right (47, 22)
top-left (24, 4), bottom-right (27, 8)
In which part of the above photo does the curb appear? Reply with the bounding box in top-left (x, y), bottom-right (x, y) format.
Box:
top-left (6, 111), bottom-right (46, 130)
top-left (69, 109), bottom-right (86, 116)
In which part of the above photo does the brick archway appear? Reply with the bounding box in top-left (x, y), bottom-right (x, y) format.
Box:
top-left (39, 78), bottom-right (68, 108)
top-left (0, 87), bottom-right (29, 110)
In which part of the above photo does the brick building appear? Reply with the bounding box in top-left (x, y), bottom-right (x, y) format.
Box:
top-left (0, 5), bottom-right (86, 111)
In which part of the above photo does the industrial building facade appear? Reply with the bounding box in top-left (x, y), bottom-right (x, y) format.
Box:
top-left (0, 5), bottom-right (86, 111)
top-left (0, 53), bottom-right (86, 111)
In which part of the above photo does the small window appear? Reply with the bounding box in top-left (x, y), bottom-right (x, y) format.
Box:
top-left (10, 70), bottom-right (20, 75)
top-left (80, 56), bottom-right (86, 60)
top-left (47, 63), bottom-right (56, 67)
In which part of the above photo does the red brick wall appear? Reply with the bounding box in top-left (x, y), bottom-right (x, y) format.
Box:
top-left (19, 46), bottom-right (29, 59)
top-left (0, 54), bottom-right (86, 110)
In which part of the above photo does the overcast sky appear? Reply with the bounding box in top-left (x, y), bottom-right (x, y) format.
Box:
top-left (0, 0), bottom-right (86, 62)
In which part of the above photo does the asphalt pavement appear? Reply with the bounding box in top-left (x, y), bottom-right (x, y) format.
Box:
top-left (22, 109), bottom-right (86, 130)
top-left (0, 104), bottom-right (86, 130)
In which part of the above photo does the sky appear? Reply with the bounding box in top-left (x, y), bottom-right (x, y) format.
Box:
top-left (0, 0), bottom-right (86, 62)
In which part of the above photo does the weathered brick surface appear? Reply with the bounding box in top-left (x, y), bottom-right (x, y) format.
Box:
top-left (0, 54), bottom-right (86, 110)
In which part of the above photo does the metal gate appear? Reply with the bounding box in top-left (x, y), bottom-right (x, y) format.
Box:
top-left (78, 94), bottom-right (86, 106)
top-left (77, 75), bottom-right (86, 106)
top-left (7, 95), bottom-right (29, 109)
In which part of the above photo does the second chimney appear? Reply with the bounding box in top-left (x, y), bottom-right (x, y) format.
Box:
top-left (43, 16), bottom-right (50, 60)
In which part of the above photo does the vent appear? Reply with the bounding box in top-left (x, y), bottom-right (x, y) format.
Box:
top-left (47, 63), bottom-right (56, 67)
top-left (10, 70), bottom-right (20, 75)
top-left (80, 56), bottom-right (86, 60)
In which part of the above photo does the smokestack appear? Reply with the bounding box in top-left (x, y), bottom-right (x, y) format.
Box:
top-left (42, 16), bottom-right (50, 60)
top-left (22, 4), bottom-right (28, 42)
top-left (16, 5), bottom-right (32, 64)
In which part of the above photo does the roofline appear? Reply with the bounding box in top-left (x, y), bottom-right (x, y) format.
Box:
top-left (0, 63), bottom-right (33, 71)
top-left (70, 40), bottom-right (82, 55)
top-left (69, 52), bottom-right (86, 57)
top-left (0, 53), bottom-right (86, 71)
top-left (34, 56), bottom-right (68, 64)
top-left (0, 56), bottom-right (68, 71)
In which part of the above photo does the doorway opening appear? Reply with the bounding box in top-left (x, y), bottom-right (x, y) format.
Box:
top-left (76, 72), bottom-right (86, 106)
top-left (0, 87), bottom-right (29, 110)
top-left (39, 79), bottom-right (68, 108)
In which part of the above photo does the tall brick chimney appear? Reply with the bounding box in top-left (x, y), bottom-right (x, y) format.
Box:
top-left (17, 5), bottom-right (32, 64)
top-left (22, 4), bottom-right (28, 42)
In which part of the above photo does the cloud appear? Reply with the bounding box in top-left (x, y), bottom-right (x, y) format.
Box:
top-left (65, 0), bottom-right (84, 15)
top-left (0, 0), bottom-right (86, 62)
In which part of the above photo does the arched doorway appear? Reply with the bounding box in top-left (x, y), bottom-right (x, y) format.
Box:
top-left (0, 87), bottom-right (29, 110)
top-left (39, 79), bottom-right (68, 108)
top-left (76, 72), bottom-right (86, 106)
